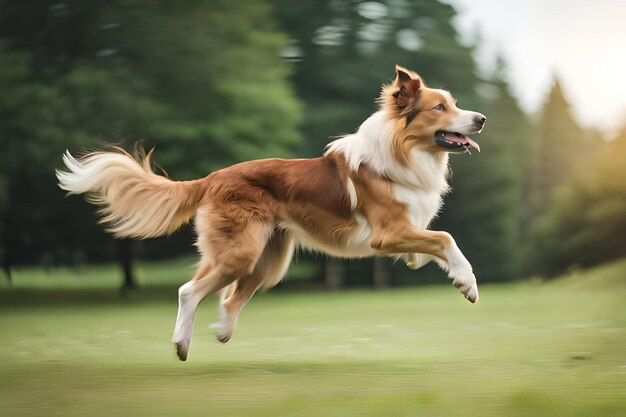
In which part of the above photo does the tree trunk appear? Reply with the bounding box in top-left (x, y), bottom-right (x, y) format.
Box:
top-left (0, 239), bottom-right (11, 285)
top-left (1, 254), bottom-right (11, 285)
top-left (373, 257), bottom-right (390, 289)
top-left (118, 239), bottom-right (137, 291)
top-left (324, 258), bottom-right (344, 291)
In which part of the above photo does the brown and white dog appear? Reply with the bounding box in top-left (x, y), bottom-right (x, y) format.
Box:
top-left (57, 66), bottom-right (486, 361)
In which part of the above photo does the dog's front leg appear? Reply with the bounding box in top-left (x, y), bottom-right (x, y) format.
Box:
top-left (373, 228), bottom-right (478, 303)
top-left (432, 237), bottom-right (479, 303)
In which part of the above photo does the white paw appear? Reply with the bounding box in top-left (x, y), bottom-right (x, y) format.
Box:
top-left (216, 331), bottom-right (231, 344)
top-left (209, 320), bottom-right (232, 344)
top-left (173, 337), bottom-right (190, 361)
top-left (441, 237), bottom-right (478, 303)
top-left (451, 273), bottom-right (479, 303)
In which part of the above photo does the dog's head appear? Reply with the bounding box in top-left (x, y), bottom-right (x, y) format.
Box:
top-left (380, 65), bottom-right (486, 163)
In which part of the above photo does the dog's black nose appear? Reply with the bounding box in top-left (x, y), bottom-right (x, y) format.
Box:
top-left (476, 115), bottom-right (486, 126)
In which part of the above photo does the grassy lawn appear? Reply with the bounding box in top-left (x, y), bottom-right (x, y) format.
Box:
top-left (0, 260), bottom-right (625, 416)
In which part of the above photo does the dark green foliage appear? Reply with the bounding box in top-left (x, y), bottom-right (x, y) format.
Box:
top-left (523, 77), bottom-right (615, 276)
top-left (0, 0), bottom-right (301, 266)
top-left (530, 130), bottom-right (625, 274)
top-left (528, 79), bottom-right (592, 216)
top-left (0, 42), bottom-right (111, 266)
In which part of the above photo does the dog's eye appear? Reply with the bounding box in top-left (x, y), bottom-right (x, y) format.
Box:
top-left (434, 104), bottom-right (446, 111)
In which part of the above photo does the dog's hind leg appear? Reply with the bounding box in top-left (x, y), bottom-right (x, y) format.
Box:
top-left (214, 229), bottom-right (294, 344)
top-left (172, 219), bottom-right (274, 361)
top-left (212, 284), bottom-right (234, 327)
top-left (172, 263), bottom-right (235, 361)
top-left (213, 274), bottom-right (263, 344)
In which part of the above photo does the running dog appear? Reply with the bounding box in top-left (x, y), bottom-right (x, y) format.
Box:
top-left (57, 66), bottom-right (486, 361)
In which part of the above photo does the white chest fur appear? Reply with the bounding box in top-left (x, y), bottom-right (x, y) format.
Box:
top-left (322, 110), bottom-right (450, 260)
top-left (392, 184), bottom-right (443, 229)
top-left (390, 183), bottom-right (445, 269)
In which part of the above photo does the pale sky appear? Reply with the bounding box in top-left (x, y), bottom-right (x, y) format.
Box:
top-left (443, 0), bottom-right (626, 132)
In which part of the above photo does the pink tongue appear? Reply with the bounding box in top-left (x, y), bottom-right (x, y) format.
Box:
top-left (443, 132), bottom-right (466, 143)
top-left (467, 137), bottom-right (481, 152)
top-left (444, 133), bottom-right (481, 152)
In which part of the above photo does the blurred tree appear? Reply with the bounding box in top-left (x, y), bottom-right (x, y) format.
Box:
top-left (0, 43), bottom-right (101, 280)
top-left (0, 1), bottom-right (301, 285)
top-left (529, 129), bottom-right (625, 274)
top-left (529, 78), bottom-right (589, 216)
top-left (522, 76), bottom-right (606, 276)
top-left (0, 0), bottom-right (301, 175)
top-left (117, 239), bottom-right (135, 292)
top-left (324, 257), bottom-right (345, 291)
top-left (100, 0), bottom-right (303, 176)
top-left (274, 0), bottom-right (529, 285)
top-left (373, 257), bottom-right (391, 289)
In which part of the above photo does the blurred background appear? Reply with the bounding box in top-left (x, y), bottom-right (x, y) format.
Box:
top-left (0, 1), bottom-right (624, 416)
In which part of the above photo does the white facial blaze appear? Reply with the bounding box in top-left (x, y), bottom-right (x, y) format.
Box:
top-left (443, 109), bottom-right (485, 135)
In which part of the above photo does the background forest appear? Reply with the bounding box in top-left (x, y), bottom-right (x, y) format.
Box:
top-left (0, 0), bottom-right (624, 288)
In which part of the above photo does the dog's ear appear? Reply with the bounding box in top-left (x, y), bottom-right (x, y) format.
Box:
top-left (392, 65), bottom-right (422, 109)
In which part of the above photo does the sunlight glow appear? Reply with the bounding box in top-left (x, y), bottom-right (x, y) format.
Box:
top-left (445, 0), bottom-right (626, 131)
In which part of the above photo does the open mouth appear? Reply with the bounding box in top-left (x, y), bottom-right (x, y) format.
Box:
top-left (434, 131), bottom-right (480, 153)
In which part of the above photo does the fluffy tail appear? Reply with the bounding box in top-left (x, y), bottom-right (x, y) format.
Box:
top-left (56, 147), bottom-right (206, 239)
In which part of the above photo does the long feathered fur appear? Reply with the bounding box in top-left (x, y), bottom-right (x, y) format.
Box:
top-left (56, 147), bottom-right (206, 239)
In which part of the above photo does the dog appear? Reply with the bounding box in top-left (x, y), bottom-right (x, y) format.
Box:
top-left (57, 65), bottom-right (486, 361)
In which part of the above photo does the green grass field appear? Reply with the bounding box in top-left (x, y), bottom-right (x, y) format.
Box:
top-left (1, 260), bottom-right (625, 416)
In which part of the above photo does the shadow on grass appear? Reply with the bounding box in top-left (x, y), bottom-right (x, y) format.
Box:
top-left (0, 284), bottom-right (179, 309)
top-left (0, 280), bottom-right (380, 309)
top-left (0, 279), bottom-right (343, 309)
